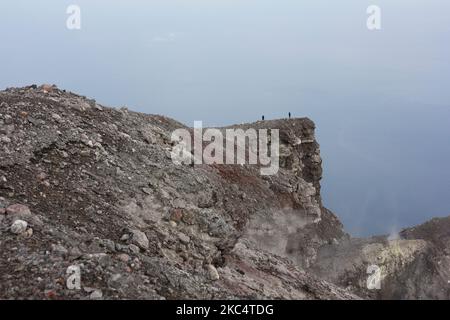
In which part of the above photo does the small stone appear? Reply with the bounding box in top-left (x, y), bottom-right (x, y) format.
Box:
top-left (69, 247), bottom-right (82, 259)
top-left (130, 229), bottom-right (149, 250)
top-left (128, 244), bottom-right (140, 254)
top-left (117, 253), bottom-right (130, 263)
top-left (172, 198), bottom-right (186, 209)
top-left (28, 117), bottom-right (42, 126)
top-left (36, 172), bottom-right (47, 181)
top-left (181, 211), bottom-right (195, 225)
top-left (89, 289), bottom-right (103, 300)
top-left (80, 134), bottom-right (93, 147)
top-left (73, 101), bottom-right (92, 112)
top-left (94, 104), bottom-right (103, 111)
top-left (10, 220), bottom-right (28, 234)
top-left (101, 239), bottom-right (116, 252)
top-left (51, 113), bottom-right (62, 122)
top-left (6, 204), bottom-right (31, 216)
top-left (41, 84), bottom-right (54, 93)
top-left (170, 209), bottom-right (183, 222)
top-left (178, 233), bottom-right (191, 244)
top-left (169, 220), bottom-right (177, 228)
top-left (0, 136), bottom-right (11, 143)
top-left (120, 234), bottom-right (130, 241)
top-left (207, 264), bottom-right (220, 281)
top-left (142, 187), bottom-right (152, 195)
top-left (83, 287), bottom-right (95, 293)
top-left (110, 274), bottom-right (121, 282)
top-left (52, 244), bottom-right (69, 256)
top-left (24, 228), bottom-right (33, 238)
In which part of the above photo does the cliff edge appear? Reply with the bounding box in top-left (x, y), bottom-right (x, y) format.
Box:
top-left (1, 85), bottom-right (448, 299)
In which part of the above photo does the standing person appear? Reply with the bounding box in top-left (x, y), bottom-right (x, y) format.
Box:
top-left (262, 115), bottom-right (265, 121)
top-left (288, 112), bottom-right (291, 119)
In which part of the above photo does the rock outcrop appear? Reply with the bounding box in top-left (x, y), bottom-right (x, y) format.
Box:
top-left (0, 85), bottom-right (448, 299)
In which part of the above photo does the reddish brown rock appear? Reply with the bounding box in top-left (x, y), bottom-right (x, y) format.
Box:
top-left (6, 204), bottom-right (31, 216)
top-left (170, 208), bottom-right (183, 222)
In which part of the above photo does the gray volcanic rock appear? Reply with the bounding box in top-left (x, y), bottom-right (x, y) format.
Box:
top-left (0, 85), bottom-right (448, 300)
top-left (0, 85), bottom-right (355, 300)
top-left (306, 216), bottom-right (450, 300)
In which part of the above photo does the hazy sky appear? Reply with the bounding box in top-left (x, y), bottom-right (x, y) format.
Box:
top-left (1, 1), bottom-right (449, 236)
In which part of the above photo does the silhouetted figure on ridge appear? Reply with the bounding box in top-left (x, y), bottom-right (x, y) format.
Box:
top-left (288, 112), bottom-right (291, 119)
top-left (262, 115), bottom-right (265, 121)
